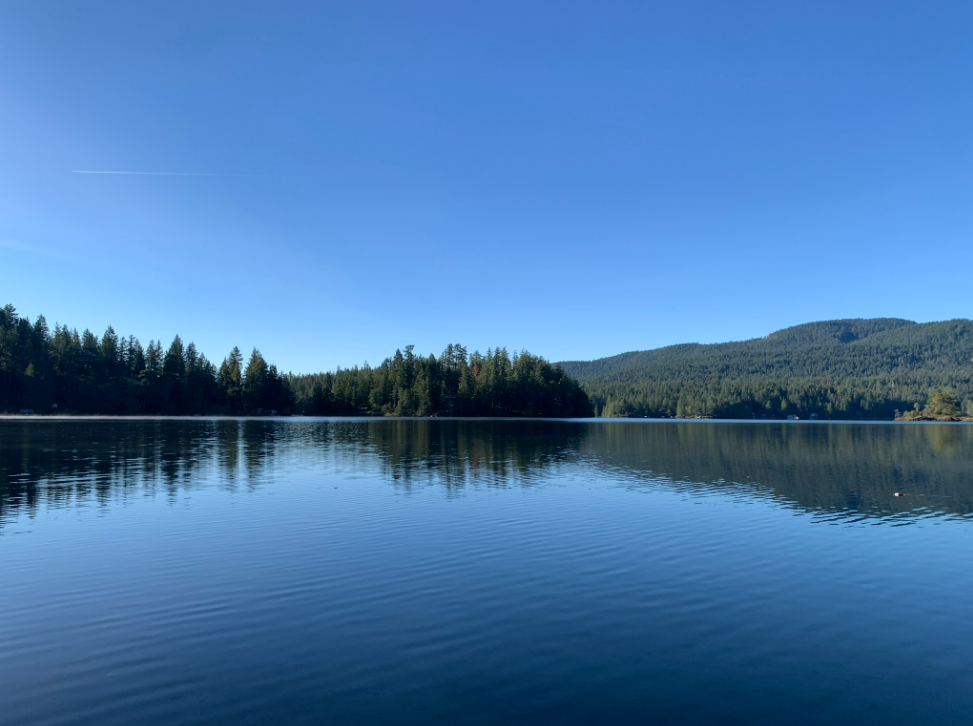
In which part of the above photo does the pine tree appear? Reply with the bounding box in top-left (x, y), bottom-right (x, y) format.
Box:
top-left (243, 348), bottom-right (269, 412)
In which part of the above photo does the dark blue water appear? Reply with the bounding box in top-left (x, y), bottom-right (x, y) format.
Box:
top-left (2, 419), bottom-right (972, 725)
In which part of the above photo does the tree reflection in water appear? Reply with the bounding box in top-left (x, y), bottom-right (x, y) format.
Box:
top-left (2, 419), bottom-right (971, 526)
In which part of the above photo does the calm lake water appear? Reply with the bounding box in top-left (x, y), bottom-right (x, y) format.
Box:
top-left (2, 418), bottom-right (972, 725)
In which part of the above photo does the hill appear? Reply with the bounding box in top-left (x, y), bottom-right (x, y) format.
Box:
top-left (560, 319), bottom-right (973, 419)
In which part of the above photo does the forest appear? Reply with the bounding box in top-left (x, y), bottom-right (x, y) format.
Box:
top-left (560, 318), bottom-right (973, 420)
top-left (287, 344), bottom-right (592, 417)
top-left (0, 304), bottom-right (292, 415)
top-left (0, 304), bottom-right (592, 417)
top-left (4, 304), bottom-right (972, 420)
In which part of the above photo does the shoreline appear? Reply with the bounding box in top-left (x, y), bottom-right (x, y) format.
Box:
top-left (1, 414), bottom-right (970, 424)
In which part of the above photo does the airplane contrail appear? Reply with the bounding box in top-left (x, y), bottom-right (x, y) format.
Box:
top-left (71, 170), bottom-right (266, 177)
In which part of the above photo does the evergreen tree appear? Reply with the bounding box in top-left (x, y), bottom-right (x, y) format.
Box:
top-left (219, 346), bottom-right (245, 413)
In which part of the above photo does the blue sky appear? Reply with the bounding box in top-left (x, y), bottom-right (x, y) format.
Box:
top-left (1, 1), bottom-right (970, 373)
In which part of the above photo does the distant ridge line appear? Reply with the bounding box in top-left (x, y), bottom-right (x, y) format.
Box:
top-left (557, 317), bottom-right (973, 420)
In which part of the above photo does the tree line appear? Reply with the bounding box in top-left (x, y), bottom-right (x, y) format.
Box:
top-left (0, 304), bottom-right (291, 415)
top-left (896, 389), bottom-right (969, 421)
top-left (561, 319), bottom-right (973, 420)
top-left (287, 344), bottom-right (593, 417)
top-left (8, 303), bottom-right (968, 421)
top-left (0, 304), bottom-right (592, 417)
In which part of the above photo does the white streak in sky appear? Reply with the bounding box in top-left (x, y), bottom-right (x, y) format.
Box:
top-left (72, 170), bottom-right (235, 176)
top-left (1, 239), bottom-right (70, 260)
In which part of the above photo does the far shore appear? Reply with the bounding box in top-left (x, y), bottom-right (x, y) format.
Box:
top-left (2, 414), bottom-right (971, 424)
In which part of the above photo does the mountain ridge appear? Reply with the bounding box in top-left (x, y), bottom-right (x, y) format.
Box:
top-left (559, 318), bottom-right (973, 419)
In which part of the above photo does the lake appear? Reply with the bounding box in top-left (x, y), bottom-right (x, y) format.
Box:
top-left (2, 418), bottom-right (972, 725)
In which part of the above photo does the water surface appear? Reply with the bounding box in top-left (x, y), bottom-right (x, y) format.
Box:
top-left (2, 419), bottom-right (972, 725)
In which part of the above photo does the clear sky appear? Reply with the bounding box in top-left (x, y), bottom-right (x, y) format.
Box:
top-left (1, 1), bottom-right (970, 373)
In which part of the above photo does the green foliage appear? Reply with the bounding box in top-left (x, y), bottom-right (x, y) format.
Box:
top-left (0, 303), bottom-right (589, 417)
top-left (288, 344), bottom-right (593, 418)
top-left (243, 349), bottom-right (291, 413)
top-left (560, 318), bottom-right (973, 420)
top-left (927, 389), bottom-right (960, 417)
top-left (898, 388), bottom-right (966, 421)
top-left (218, 347), bottom-right (244, 413)
top-left (0, 303), bottom-right (292, 415)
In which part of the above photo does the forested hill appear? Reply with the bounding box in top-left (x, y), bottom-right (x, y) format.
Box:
top-left (560, 319), bottom-right (973, 420)
top-left (0, 304), bottom-right (591, 417)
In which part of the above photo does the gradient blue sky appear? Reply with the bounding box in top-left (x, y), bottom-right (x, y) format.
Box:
top-left (1, 1), bottom-right (970, 373)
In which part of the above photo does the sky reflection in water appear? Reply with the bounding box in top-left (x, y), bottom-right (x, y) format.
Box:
top-left (1, 419), bottom-right (972, 725)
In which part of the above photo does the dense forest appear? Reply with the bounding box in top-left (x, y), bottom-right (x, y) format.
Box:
top-left (0, 304), bottom-right (292, 415)
top-left (5, 304), bottom-right (972, 420)
top-left (287, 344), bottom-right (593, 417)
top-left (0, 304), bottom-right (592, 417)
top-left (560, 319), bottom-right (973, 420)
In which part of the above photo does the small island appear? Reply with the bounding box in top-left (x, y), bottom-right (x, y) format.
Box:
top-left (896, 389), bottom-right (971, 422)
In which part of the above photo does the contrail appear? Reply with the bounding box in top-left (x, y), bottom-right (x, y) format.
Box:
top-left (71, 170), bottom-right (265, 177)
top-left (1, 239), bottom-right (71, 260)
